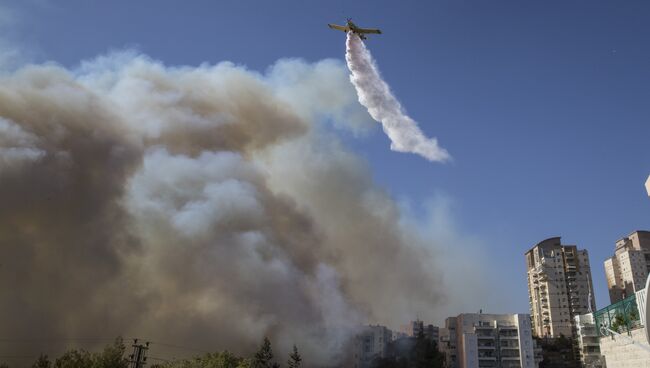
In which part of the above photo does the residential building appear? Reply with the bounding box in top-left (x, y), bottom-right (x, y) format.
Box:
top-left (604, 230), bottom-right (650, 303)
top-left (440, 317), bottom-right (459, 368)
top-left (443, 313), bottom-right (538, 368)
top-left (525, 237), bottom-right (596, 338)
top-left (351, 325), bottom-right (393, 368)
top-left (645, 175), bottom-right (650, 197)
top-left (574, 313), bottom-right (605, 368)
top-left (399, 319), bottom-right (440, 342)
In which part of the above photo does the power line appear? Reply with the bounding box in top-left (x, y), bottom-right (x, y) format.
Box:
top-left (147, 341), bottom-right (210, 354)
top-left (128, 339), bottom-right (150, 368)
top-left (0, 355), bottom-right (40, 359)
top-left (148, 356), bottom-right (171, 363)
top-left (0, 337), bottom-right (121, 343)
top-left (0, 336), bottom-right (217, 362)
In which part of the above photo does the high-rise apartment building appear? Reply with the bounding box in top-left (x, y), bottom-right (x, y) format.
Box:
top-left (603, 230), bottom-right (650, 303)
top-left (525, 237), bottom-right (596, 338)
top-left (440, 313), bottom-right (539, 368)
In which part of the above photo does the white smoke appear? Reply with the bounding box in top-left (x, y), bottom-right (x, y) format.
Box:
top-left (0, 53), bottom-right (471, 365)
top-left (345, 33), bottom-right (451, 162)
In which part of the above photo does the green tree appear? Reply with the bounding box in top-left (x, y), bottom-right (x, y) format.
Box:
top-left (371, 331), bottom-right (444, 368)
top-left (252, 337), bottom-right (275, 368)
top-left (54, 349), bottom-right (93, 368)
top-left (159, 351), bottom-right (244, 368)
top-left (236, 358), bottom-right (253, 368)
top-left (32, 354), bottom-right (51, 368)
top-left (287, 345), bottom-right (301, 368)
top-left (612, 313), bottom-right (626, 333)
top-left (413, 330), bottom-right (444, 368)
top-left (92, 338), bottom-right (128, 368)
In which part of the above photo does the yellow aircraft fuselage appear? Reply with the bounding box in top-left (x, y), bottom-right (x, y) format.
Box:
top-left (328, 19), bottom-right (382, 40)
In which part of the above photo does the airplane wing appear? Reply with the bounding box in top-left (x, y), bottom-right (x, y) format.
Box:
top-left (328, 24), bottom-right (350, 32)
top-left (356, 28), bottom-right (382, 34)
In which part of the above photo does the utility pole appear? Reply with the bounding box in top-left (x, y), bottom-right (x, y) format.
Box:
top-left (128, 339), bottom-right (150, 368)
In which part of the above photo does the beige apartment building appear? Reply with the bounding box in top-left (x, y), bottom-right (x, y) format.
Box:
top-left (439, 313), bottom-right (539, 368)
top-left (603, 230), bottom-right (650, 303)
top-left (645, 175), bottom-right (649, 197)
top-left (525, 237), bottom-right (596, 338)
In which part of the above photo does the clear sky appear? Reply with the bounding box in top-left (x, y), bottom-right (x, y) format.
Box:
top-left (4, 0), bottom-right (650, 313)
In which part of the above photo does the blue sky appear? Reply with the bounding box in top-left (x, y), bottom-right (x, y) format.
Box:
top-left (5, 0), bottom-right (650, 313)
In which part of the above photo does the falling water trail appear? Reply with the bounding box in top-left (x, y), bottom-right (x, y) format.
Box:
top-left (345, 32), bottom-right (450, 162)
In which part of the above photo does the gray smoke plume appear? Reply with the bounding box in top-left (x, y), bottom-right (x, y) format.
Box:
top-left (0, 52), bottom-right (455, 365)
top-left (345, 33), bottom-right (451, 162)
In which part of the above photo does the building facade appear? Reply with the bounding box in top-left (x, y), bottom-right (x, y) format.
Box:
top-left (441, 313), bottom-right (538, 368)
top-left (574, 313), bottom-right (605, 367)
top-left (440, 317), bottom-right (459, 368)
top-left (525, 237), bottom-right (596, 338)
top-left (352, 325), bottom-right (393, 368)
top-left (604, 230), bottom-right (650, 303)
top-left (399, 319), bottom-right (439, 342)
top-left (645, 175), bottom-right (650, 197)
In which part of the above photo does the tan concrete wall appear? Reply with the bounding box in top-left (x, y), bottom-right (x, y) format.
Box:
top-left (599, 327), bottom-right (650, 368)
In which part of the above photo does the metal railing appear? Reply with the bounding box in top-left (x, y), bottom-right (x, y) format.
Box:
top-left (594, 294), bottom-right (641, 337)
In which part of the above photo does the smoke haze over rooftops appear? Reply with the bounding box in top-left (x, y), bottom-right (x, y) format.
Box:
top-left (0, 51), bottom-right (487, 365)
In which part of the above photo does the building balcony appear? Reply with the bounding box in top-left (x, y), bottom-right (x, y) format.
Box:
top-left (499, 335), bottom-right (519, 340)
top-left (500, 346), bottom-right (520, 350)
top-left (476, 325), bottom-right (494, 330)
top-left (477, 335), bottom-right (495, 340)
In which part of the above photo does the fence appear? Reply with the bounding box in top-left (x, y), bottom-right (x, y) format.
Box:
top-left (594, 294), bottom-right (641, 337)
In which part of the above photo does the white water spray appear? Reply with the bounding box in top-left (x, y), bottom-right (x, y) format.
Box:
top-left (345, 33), bottom-right (450, 162)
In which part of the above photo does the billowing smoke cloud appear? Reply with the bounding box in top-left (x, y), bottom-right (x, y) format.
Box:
top-left (0, 51), bottom-right (474, 365)
top-left (345, 33), bottom-right (451, 162)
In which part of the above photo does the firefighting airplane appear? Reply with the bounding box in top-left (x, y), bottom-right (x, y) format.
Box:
top-left (328, 19), bottom-right (382, 40)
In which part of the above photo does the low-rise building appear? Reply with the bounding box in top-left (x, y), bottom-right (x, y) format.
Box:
top-left (399, 319), bottom-right (440, 342)
top-left (352, 325), bottom-right (393, 368)
top-left (440, 317), bottom-right (459, 368)
top-left (574, 313), bottom-right (605, 367)
top-left (443, 313), bottom-right (539, 368)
